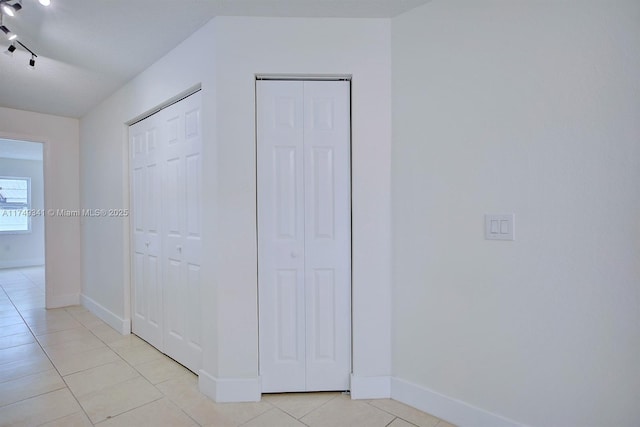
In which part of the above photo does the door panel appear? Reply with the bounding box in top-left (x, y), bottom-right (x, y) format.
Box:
top-left (258, 81), bottom-right (306, 392)
top-left (257, 80), bottom-right (351, 392)
top-left (130, 117), bottom-right (163, 350)
top-left (129, 91), bottom-right (202, 373)
top-left (161, 92), bottom-right (203, 373)
top-left (303, 81), bottom-right (351, 391)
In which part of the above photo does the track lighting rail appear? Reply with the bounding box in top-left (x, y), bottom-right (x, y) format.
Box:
top-left (1, 0), bottom-right (48, 68)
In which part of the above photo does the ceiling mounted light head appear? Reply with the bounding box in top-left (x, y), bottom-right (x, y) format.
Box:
top-left (4, 42), bottom-right (15, 55)
top-left (1, 1), bottom-right (21, 16)
top-left (0, 25), bottom-right (17, 41)
top-left (38, 0), bottom-right (50, 6)
top-left (29, 54), bottom-right (35, 67)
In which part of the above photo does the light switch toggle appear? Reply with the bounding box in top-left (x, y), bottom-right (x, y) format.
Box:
top-left (485, 214), bottom-right (515, 241)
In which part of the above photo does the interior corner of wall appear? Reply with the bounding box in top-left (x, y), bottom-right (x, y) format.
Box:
top-left (198, 370), bottom-right (262, 403)
top-left (350, 374), bottom-right (391, 399)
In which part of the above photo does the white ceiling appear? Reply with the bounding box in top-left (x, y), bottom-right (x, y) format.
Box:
top-left (0, 0), bottom-right (430, 118)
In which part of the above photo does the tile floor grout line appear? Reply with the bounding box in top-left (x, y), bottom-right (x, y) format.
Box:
top-left (1, 270), bottom-right (199, 425)
top-left (79, 317), bottom-right (207, 426)
top-left (235, 402), bottom-right (277, 426)
top-left (0, 281), bottom-right (97, 425)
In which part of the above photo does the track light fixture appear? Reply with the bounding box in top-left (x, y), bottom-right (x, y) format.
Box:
top-left (1, 0), bottom-right (20, 17)
top-left (1, 0), bottom-right (47, 68)
top-left (1, 24), bottom-right (16, 40)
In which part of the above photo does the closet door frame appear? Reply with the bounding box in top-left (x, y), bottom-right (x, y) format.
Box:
top-left (128, 87), bottom-right (203, 373)
top-left (256, 77), bottom-right (352, 393)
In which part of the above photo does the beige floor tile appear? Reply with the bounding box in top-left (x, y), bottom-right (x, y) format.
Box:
top-left (436, 421), bottom-right (457, 427)
top-left (20, 308), bottom-right (71, 324)
top-left (0, 308), bottom-right (18, 319)
top-left (135, 355), bottom-right (192, 384)
top-left (388, 419), bottom-right (417, 427)
top-left (91, 323), bottom-right (125, 343)
top-left (0, 332), bottom-right (34, 350)
top-left (242, 407), bottom-right (307, 427)
top-left (44, 335), bottom-right (106, 360)
top-left (156, 373), bottom-right (205, 410)
top-left (50, 345), bottom-right (121, 376)
top-left (0, 342), bottom-right (46, 365)
top-left (263, 392), bottom-right (339, 418)
top-left (76, 376), bottom-right (163, 423)
top-left (0, 388), bottom-right (82, 427)
top-left (184, 398), bottom-right (238, 427)
top-left (68, 310), bottom-right (104, 329)
top-left (63, 305), bottom-right (89, 314)
top-left (0, 322), bottom-right (30, 338)
top-left (0, 369), bottom-right (65, 407)
top-left (36, 327), bottom-right (95, 347)
top-left (98, 397), bottom-right (198, 427)
top-left (369, 399), bottom-right (441, 427)
top-left (64, 360), bottom-right (139, 397)
top-left (108, 333), bottom-right (148, 350)
top-left (187, 398), bottom-right (272, 426)
top-left (113, 340), bottom-right (164, 365)
top-left (0, 352), bottom-right (53, 382)
top-left (12, 298), bottom-right (46, 310)
top-left (0, 315), bottom-right (22, 327)
top-left (301, 395), bottom-right (395, 427)
top-left (38, 410), bottom-right (93, 427)
top-left (29, 316), bottom-right (83, 335)
top-left (4, 289), bottom-right (43, 299)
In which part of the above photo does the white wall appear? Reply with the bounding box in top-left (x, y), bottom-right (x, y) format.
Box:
top-left (209, 17), bottom-right (392, 399)
top-left (80, 16), bottom-right (392, 402)
top-left (0, 107), bottom-right (80, 308)
top-left (79, 21), bottom-right (218, 334)
top-left (0, 157), bottom-right (45, 268)
top-left (391, 1), bottom-right (640, 426)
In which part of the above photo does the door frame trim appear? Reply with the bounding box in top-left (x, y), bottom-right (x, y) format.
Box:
top-left (254, 78), bottom-right (354, 392)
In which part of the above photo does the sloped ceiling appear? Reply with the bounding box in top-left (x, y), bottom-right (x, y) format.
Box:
top-left (0, 0), bottom-right (429, 118)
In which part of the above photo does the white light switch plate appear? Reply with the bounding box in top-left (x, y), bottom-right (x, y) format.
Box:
top-left (485, 214), bottom-right (515, 241)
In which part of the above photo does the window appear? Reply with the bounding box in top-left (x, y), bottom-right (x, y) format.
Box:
top-left (0, 177), bottom-right (31, 233)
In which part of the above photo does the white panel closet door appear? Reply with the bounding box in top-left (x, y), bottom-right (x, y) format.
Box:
top-left (302, 81), bottom-right (351, 390)
top-left (131, 114), bottom-right (164, 350)
top-left (257, 80), bottom-right (351, 393)
top-left (130, 91), bottom-right (203, 373)
top-left (161, 92), bottom-right (203, 373)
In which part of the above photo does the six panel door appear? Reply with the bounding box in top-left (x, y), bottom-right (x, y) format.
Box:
top-left (257, 80), bottom-right (351, 392)
top-left (129, 91), bottom-right (203, 373)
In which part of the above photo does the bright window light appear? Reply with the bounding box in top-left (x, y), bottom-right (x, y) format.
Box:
top-left (0, 177), bottom-right (31, 233)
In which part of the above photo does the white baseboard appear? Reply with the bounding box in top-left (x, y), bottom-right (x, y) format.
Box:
top-left (350, 374), bottom-right (391, 399)
top-left (198, 370), bottom-right (261, 403)
top-left (0, 258), bottom-right (45, 269)
top-left (391, 377), bottom-right (524, 427)
top-left (81, 294), bottom-right (131, 335)
top-left (46, 292), bottom-right (80, 309)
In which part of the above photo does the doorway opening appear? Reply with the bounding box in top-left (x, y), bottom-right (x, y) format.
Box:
top-left (0, 138), bottom-right (46, 307)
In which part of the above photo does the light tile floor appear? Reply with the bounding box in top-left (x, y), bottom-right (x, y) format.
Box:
top-left (0, 267), bottom-right (456, 427)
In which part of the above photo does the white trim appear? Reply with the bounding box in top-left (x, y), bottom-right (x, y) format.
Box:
top-left (127, 85), bottom-right (202, 126)
top-left (391, 377), bottom-right (525, 427)
top-left (46, 292), bottom-right (79, 309)
top-left (255, 73), bottom-right (352, 81)
top-left (81, 293), bottom-right (131, 335)
top-left (0, 258), bottom-right (44, 269)
top-left (350, 374), bottom-right (391, 399)
top-left (198, 370), bottom-right (261, 403)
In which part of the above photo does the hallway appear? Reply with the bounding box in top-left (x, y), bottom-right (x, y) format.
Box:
top-left (0, 268), bottom-right (454, 427)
